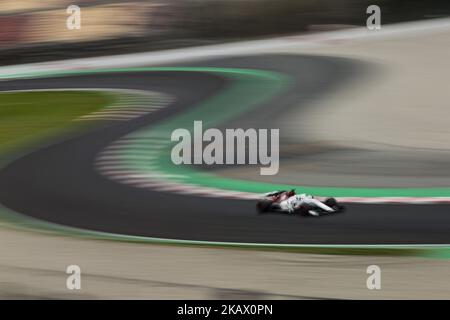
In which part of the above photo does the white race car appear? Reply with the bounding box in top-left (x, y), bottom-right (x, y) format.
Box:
top-left (256, 190), bottom-right (345, 216)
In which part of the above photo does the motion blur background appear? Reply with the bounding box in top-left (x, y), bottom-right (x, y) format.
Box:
top-left (0, 0), bottom-right (450, 300)
top-left (1, 0), bottom-right (450, 64)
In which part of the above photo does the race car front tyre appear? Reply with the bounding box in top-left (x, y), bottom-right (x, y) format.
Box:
top-left (324, 197), bottom-right (337, 207)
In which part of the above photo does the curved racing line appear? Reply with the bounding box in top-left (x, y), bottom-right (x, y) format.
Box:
top-left (0, 59), bottom-right (448, 244)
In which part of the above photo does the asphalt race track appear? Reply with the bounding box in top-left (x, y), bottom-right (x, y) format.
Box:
top-left (1, 55), bottom-right (450, 244)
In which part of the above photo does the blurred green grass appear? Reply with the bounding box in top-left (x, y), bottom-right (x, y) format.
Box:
top-left (0, 91), bottom-right (114, 155)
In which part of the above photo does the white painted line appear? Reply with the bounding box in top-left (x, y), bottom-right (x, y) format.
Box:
top-left (86, 110), bottom-right (148, 115)
top-left (74, 117), bottom-right (124, 121)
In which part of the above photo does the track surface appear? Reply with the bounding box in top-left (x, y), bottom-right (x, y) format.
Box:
top-left (0, 55), bottom-right (450, 244)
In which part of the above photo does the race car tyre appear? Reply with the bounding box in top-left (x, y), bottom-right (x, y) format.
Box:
top-left (256, 200), bottom-right (273, 213)
top-left (324, 197), bottom-right (337, 207)
top-left (297, 204), bottom-right (312, 216)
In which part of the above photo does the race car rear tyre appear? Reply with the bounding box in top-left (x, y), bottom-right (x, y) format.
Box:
top-left (297, 204), bottom-right (312, 216)
top-left (256, 200), bottom-right (273, 213)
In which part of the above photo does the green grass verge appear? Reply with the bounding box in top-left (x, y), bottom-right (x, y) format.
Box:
top-left (0, 91), bottom-right (114, 155)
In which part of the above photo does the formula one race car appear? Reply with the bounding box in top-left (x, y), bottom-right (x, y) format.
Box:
top-left (256, 190), bottom-right (345, 216)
